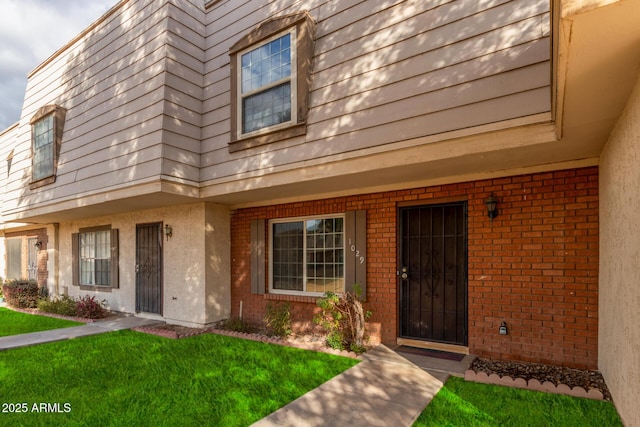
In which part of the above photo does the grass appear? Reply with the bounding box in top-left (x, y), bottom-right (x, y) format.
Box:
top-left (414, 376), bottom-right (622, 427)
top-left (0, 330), bottom-right (358, 426)
top-left (0, 307), bottom-right (82, 337)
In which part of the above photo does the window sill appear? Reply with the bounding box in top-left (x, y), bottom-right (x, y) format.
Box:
top-left (30, 175), bottom-right (56, 189)
top-left (229, 123), bottom-right (306, 153)
top-left (79, 285), bottom-right (113, 293)
top-left (263, 293), bottom-right (318, 304)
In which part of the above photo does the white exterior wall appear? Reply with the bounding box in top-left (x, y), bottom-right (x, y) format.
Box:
top-left (599, 71), bottom-right (640, 427)
top-left (0, 236), bottom-right (5, 283)
top-left (58, 202), bottom-right (230, 327)
top-left (0, 125), bottom-right (22, 281)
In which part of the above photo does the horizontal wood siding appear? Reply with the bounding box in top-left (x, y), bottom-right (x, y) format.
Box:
top-left (3, 0), bottom-right (173, 215)
top-left (161, 1), bottom-right (205, 182)
top-left (0, 125), bottom-right (19, 215)
top-left (1, 0), bottom-right (553, 219)
top-left (2, 0), bottom-right (211, 216)
top-left (201, 0), bottom-right (552, 182)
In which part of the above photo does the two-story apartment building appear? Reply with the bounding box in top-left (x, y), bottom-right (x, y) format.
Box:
top-left (1, 0), bottom-right (639, 424)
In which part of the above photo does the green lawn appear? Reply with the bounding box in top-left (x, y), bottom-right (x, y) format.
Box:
top-left (0, 330), bottom-right (358, 426)
top-left (414, 376), bottom-right (622, 427)
top-left (0, 307), bottom-right (82, 337)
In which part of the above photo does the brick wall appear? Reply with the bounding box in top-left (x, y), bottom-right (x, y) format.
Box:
top-left (230, 167), bottom-right (598, 369)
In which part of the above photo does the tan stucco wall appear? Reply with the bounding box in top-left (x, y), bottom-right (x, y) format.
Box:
top-left (204, 203), bottom-right (231, 324)
top-left (599, 70), bottom-right (640, 426)
top-left (0, 236), bottom-right (5, 282)
top-left (58, 202), bottom-right (230, 327)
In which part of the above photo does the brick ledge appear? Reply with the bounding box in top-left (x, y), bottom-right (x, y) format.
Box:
top-left (263, 293), bottom-right (318, 303)
top-left (464, 370), bottom-right (604, 400)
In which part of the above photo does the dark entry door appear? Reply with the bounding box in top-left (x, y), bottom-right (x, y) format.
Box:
top-left (136, 223), bottom-right (163, 315)
top-left (399, 202), bottom-right (467, 346)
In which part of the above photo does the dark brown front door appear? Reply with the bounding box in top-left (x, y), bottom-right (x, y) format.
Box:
top-left (399, 202), bottom-right (467, 346)
top-left (136, 223), bottom-right (163, 315)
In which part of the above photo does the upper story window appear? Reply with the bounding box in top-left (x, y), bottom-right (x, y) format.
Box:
top-left (7, 149), bottom-right (14, 176)
top-left (32, 115), bottom-right (54, 181)
top-left (30, 105), bottom-right (66, 188)
top-left (229, 11), bottom-right (316, 152)
top-left (240, 30), bottom-right (295, 135)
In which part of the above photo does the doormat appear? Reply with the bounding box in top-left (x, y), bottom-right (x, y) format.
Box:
top-left (397, 346), bottom-right (465, 362)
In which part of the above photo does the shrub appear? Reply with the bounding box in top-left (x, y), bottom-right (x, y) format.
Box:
top-left (325, 330), bottom-right (345, 351)
top-left (38, 295), bottom-right (77, 317)
top-left (75, 295), bottom-right (108, 319)
top-left (38, 286), bottom-right (49, 300)
top-left (264, 302), bottom-right (292, 337)
top-left (2, 279), bottom-right (39, 308)
top-left (314, 285), bottom-right (372, 353)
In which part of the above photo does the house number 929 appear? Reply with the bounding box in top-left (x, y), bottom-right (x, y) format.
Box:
top-left (348, 239), bottom-right (365, 264)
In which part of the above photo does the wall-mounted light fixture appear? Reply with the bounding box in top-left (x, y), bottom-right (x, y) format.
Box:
top-left (34, 241), bottom-right (43, 249)
top-left (485, 193), bottom-right (499, 221)
top-left (164, 224), bottom-right (173, 241)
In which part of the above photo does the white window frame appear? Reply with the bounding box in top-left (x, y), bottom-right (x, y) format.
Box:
top-left (31, 114), bottom-right (55, 182)
top-left (236, 27), bottom-right (298, 140)
top-left (79, 228), bottom-right (112, 287)
top-left (269, 214), bottom-right (345, 297)
top-left (29, 104), bottom-right (66, 188)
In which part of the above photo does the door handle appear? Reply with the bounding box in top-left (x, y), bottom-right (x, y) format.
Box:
top-left (400, 266), bottom-right (408, 280)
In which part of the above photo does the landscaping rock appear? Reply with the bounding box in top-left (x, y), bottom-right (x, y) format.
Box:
top-left (467, 358), bottom-right (611, 401)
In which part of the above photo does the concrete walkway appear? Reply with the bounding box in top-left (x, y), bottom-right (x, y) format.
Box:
top-left (0, 316), bottom-right (160, 350)
top-left (253, 345), bottom-right (475, 427)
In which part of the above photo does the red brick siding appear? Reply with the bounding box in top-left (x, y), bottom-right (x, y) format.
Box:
top-left (230, 167), bottom-right (598, 369)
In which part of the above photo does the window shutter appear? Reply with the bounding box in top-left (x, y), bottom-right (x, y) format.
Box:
top-left (250, 219), bottom-right (266, 295)
top-left (111, 228), bottom-right (119, 288)
top-left (345, 210), bottom-right (367, 300)
top-left (72, 233), bottom-right (79, 286)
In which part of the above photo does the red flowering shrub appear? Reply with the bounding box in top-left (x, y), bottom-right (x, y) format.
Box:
top-left (75, 295), bottom-right (107, 319)
top-left (2, 280), bottom-right (39, 308)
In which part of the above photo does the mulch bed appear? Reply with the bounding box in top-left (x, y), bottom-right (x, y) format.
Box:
top-left (132, 322), bottom-right (362, 359)
top-left (207, 327), bottom-right (361, 359)
top-left (469, 358), bottom-right (612, 401)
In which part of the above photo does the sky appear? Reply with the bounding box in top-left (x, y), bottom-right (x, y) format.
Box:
top-left (0, 0), bottom-right (117, 131)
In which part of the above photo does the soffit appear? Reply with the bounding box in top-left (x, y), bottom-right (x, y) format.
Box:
top-left (556, 0), bottom-right (640, 157)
